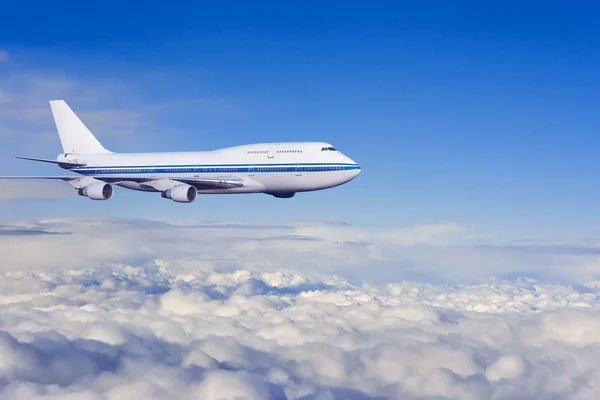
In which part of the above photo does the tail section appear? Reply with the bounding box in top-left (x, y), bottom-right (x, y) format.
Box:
top-left (49, 100), bottom-right (111, 154)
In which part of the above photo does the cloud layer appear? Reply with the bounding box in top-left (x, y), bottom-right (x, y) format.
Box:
top-left (2, 258), bottom-right (600, 399)
top-left (2, 217), bottom-right (600, 284)
top-left (0, 218), bottom-right (600, 398)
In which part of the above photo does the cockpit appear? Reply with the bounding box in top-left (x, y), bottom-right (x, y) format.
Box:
top-left (321, 146), bottom-right (337, 151)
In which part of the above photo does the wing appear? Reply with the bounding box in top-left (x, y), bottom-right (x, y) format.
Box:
top-left (91, 176), bottom-right (245, 190)
top-left (0, 175), bottom-right (245, 190)
top-left (168, 177), bottom-right (244, 189)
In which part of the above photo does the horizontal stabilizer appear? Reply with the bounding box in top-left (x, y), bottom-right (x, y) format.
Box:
top-left (15, 156), bottom-right (87, 167)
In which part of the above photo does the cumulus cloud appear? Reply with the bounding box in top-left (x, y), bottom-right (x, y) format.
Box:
top-left (0, 260), bottom-right (600, 399)
top-left (1, 218), bottom-right (600, 399)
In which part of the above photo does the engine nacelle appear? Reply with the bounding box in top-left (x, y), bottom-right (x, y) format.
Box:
top-left (161, 184), bottom-right (197, 203)
top-left (78, 183), bottom-right (113, 200)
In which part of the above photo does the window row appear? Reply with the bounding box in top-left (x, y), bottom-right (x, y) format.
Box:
top-left (97, 169), bottom-right (151, 173)
top-left (247, 150), bottom-right (304, 154)
top-left (304, 166), bottom-right (345, 171)
top-left (93, 166), bottom-right (346, 174)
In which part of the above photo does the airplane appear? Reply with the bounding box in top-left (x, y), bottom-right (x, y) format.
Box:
top-left (0, 100), bottom-right (361, 202)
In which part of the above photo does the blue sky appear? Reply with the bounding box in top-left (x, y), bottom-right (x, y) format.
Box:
top-left (1, 1), bottom-right (600, 239)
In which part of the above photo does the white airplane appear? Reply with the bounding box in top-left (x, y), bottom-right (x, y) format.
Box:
top-left (0, 100), bottom-right (361, 202)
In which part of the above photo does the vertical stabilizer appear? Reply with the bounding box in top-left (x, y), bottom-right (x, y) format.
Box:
top-left (49, 100), bottom-right (111, 154)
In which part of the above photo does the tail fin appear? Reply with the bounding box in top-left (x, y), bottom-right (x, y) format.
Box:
top-left (49, 100), bottom-right (111, 154)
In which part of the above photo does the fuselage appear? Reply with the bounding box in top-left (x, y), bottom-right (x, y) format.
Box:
top-left (63, 142), bottom-right (361, 196)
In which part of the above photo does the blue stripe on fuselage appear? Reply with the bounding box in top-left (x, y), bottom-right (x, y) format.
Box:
top-left (75, 162), bottom-right (358, 169)
top-left (73, 163), bottom-right (361, 175)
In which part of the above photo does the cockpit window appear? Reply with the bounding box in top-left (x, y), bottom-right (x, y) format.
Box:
top-left (321, 146), bottom-right (337, 151)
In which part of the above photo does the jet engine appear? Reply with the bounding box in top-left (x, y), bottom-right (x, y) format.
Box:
top-left (78, 183), bottom-right (113, 200)
top-left (161, 184), bottom-right (197, 203)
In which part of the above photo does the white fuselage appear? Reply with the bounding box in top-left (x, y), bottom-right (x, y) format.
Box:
top-left (64, 142), bottom-right (361, 196)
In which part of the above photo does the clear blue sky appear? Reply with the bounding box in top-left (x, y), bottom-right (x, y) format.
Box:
top-left (1, 1), bottom-right (600, 238)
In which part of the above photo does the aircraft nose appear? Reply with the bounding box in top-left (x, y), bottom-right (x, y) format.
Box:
top-left (340, 153), bottom-right (360, 180)
top-left (347, 163), bottom-right (361, 181)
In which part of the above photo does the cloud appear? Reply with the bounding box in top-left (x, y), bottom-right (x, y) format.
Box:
top-left (0, 254), bottom-right (599, 398)
top-left (2, 218), bottom-right (600, 398)
top-left (0, 218), bottom-right (600, 400)
top-left (2, 217), bottom-right (600, 286)
top-left (0, 227), bottom-right (68, 236)
top-left (0, 49), bottom-right (8, 63)
top-left (293, 220), bottom-right (475, 246)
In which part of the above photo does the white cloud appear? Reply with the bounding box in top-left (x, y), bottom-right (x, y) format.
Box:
top-left (0, 258), bottom-right (599, 398)
top-left (1, 217), bottom-right (600, 285)
top-left (485, 354), bottom-right (530, 383)
top-left (1, 218), bottom-right (600, 398)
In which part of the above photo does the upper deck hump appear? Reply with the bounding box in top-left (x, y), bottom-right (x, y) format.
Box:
top-left (74, 142), bottom-right (336, 167)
